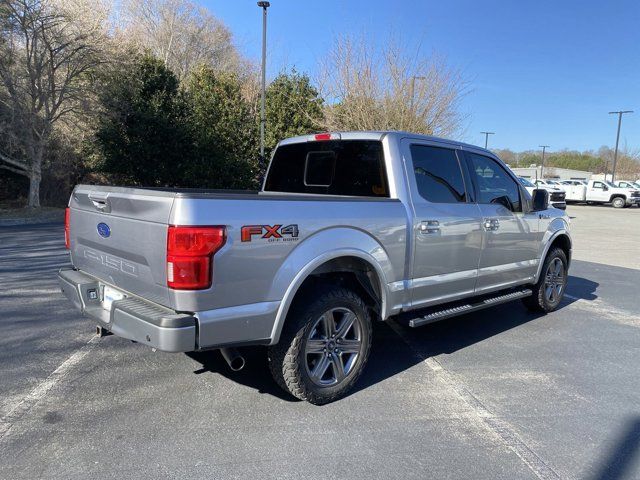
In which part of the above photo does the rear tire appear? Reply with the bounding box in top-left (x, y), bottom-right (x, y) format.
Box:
top-left (268, 285), bottom-right (372, 405)
top-left (611, 197), bottom-right (625, 208)
top-left (523, 247), bottom-right (568, 313)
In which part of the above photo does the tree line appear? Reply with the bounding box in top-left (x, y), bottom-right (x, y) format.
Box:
top-left (493, 147), bottom-right (640, 178)
top-left (0, 0), bottom-right (468, 208)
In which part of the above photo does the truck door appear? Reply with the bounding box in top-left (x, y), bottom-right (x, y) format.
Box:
top-left (462, 151), bottom-right (540, 293)
top-left (402, 140), bottom-right (483, 308)
top-left (589, 181), bottom-right (610, 202)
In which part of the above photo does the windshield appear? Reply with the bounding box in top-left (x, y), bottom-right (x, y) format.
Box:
top-left (547, 180), bottom-right (559, 185)
top-left (518, 177), bottom-right (535, 187)
top-left (605, 181), bottom-right (616, 187)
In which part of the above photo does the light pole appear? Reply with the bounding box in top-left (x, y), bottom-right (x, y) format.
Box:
top-left (608, 110), bottom-right (633, 181)
top-left (480, 131), bottom-right (494, 149)
top-left (409, 76), bottom-right (426, 114)
top-left (539, 145), bottom-right (550, 179)
top-left (258, 1), bottom-right (270, 163)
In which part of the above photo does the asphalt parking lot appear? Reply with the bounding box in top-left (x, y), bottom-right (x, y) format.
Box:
top-left (1, 205), bottom-right (639, 480)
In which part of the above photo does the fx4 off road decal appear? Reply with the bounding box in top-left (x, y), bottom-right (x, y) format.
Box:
top-left (241, 224), bottom-right (299, 243)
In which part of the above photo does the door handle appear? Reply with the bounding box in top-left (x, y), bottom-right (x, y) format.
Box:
top-left (419, 220), bottom-right (440, 234)
top-left (88, 194), bottom-right (111, 213)
top-left (483, 218), bottom-right (500, 231)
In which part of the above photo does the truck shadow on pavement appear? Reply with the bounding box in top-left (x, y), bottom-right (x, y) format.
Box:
top-left (591, 417), bottom-right (640, 480)
top-left (187, 274), bottom-right (599, 403)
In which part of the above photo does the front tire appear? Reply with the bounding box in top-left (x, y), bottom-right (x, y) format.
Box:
top-left (523, 247), bottom-right (568, 313)
top-left (268, 285), bottom-right (372, 405)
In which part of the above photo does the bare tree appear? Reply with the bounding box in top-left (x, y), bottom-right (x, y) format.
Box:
top-left (119, 0), bottom-right (241, 81)
top-left (493, 148), bottom-right (519, 166)
top-left (598, 145), bottom-right (640, 178)
top-left (318, 35), bottom-right (468, 137)
top-left (0, 0), bottom-right (104, 207)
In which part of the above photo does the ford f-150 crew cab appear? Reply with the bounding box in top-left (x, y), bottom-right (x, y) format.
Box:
top-left (58, 131), bottom-right (572, 404)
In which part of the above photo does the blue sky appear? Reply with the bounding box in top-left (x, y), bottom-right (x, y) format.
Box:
top-left (203, 0), bottom-right (639, 152)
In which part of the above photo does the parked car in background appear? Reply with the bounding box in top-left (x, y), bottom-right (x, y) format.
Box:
top-left (614, 180), bottom-right (640, 190)
top-left (534, 179), bottom-right (565, 190)
top-left (560, 180), bottom-right (588, 186)
top-left (563, 180), bottom-right (640, 208)
top-left (58, 131), bottom-right (572, 404)
top-left (519, 178), bottom-right (567, 210)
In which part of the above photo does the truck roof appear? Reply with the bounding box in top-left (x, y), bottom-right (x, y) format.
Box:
top-left (278, 130), bottom-right (490, 154)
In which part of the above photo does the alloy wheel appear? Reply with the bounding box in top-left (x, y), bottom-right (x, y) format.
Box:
top-left (304, 307), bottom-right (363, 386)
top-left (544, 257), bottom-right (565, 304)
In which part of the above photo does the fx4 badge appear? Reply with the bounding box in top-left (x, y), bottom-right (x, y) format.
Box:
top-left (241, 224), bottom-right (299, 243)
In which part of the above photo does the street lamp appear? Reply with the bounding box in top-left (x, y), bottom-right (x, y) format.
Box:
top-left (258, 1), bottom-right (270, 163)
top-left (608, 110), bottom-right (633, 182)
top-left (539, 145), bottom-right (550, 179)
top-left (480, 131), bottom-right (494, 149)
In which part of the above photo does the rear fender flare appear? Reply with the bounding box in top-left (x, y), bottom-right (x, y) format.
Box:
top-left (268, 228), bottom-right (393, 344)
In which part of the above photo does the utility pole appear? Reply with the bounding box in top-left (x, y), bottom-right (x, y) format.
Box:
top-left (608, 110), bottom-right (633, 181)
top-left (409, 76), bottom-right (426, 115)
top-left (539, 145), bottom-right (550, 179)
top-left (258, 2), bottom-right (270, 162)
top-left (480, 132), bottom-right (494, 149)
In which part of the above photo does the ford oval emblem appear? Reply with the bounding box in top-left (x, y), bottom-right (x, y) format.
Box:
top-left (97, 222), bottom-right (111, 238)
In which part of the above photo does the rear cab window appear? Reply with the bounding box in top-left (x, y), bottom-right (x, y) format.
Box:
top-left (264, 140), bottom-right (389, 197)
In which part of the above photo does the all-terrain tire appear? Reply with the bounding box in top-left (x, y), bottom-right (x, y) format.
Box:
top-left (522, 247), bottom-right (568, 313)
top-left (268, 285), bottom-right (372, 405)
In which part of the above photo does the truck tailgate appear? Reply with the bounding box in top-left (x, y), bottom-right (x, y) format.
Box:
top-left (68, 185), bottom-right (176, 307)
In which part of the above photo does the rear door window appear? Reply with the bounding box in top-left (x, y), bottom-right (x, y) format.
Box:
top-left (264, 140), bottom-right (389, 197)
top-left (409, 145), bottom-right (468, 203)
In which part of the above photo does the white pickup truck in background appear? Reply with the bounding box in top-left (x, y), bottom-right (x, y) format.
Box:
top-left (563, 180), bottom-right (640, 208)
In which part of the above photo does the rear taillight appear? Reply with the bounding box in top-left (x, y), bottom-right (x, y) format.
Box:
top-left (64, 207), bottom-right (70, 249)
top-left (166, 226), bottom-right (226, 290)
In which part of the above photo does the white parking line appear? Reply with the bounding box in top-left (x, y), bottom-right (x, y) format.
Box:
top-left (564, 294), bottom-right (639, 328)
top-left (0, 335), bottom-right (99, 440)
top-left (389, 321), bottom-right (565, 480)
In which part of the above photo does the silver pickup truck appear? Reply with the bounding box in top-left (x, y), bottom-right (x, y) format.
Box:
top-left (58, 131), bottom-right (571, 404)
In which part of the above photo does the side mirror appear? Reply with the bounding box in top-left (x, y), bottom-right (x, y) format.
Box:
top-left (603, 185), bottom-right (609, 191)
top-left (532, 189), bottom-right (548, 211)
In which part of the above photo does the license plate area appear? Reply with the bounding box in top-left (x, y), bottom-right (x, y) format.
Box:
top-left (102, 285), bottom-right (126, 311)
